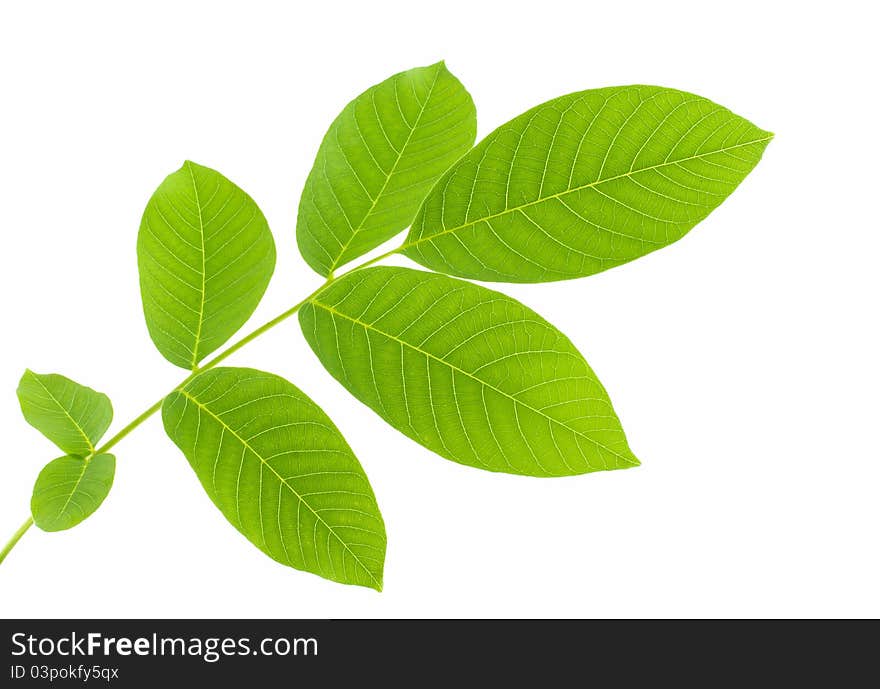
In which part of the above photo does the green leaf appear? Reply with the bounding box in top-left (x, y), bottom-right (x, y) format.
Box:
top-left (297, 61), bottom-right (477, 277)
top-left (162, 367), bottom-right (386, 590)
top-left (300, 267), bottom-right (639, 477)
top-left (402, 85), bottom-right (773, 282)
top-left (16, 370), bottom-right (112, 456)
top-left (30, 454), bottom-right (115, 532)
top-left (138, 161), bottom-right (276, 369)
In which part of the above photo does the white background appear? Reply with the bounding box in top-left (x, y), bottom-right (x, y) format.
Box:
top-left (1, 0), bottom-right (877, 619)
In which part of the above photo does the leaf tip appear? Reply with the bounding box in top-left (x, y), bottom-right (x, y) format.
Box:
top-left (619, 449), bottom-right (641, 470)
top-left (755, 128), bottom-right (774, 147)
top-left (16, 369), bottom-right (38, 401)
top-left (17, 368), bottom-right (31, 388)
top-left (363, 560), bottom-right (384, 592)
top-left (181, 159), bottom-right (210, 177)
top-left (429, 59), bottom-right (453, 78)
top-left (625, 447), bottom-right (642, 468)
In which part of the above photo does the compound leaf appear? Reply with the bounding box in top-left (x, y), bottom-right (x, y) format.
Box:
top-left (138, 161), bottom-right (276, 369)
top-left (402, 85), bottom-right (772, 282)
top-left (162, 367), bottom-right (385, 590)
top-left (31, 454), bottom-right (116, 532)
top-left (297, 61), bottom-right (477, 277)
top-left (300, 267), bottom-right (639, 477)
top-left (16, 370), bottom-right (112, 456)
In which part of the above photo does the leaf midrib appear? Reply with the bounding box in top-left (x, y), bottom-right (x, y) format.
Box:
top-left (56, 455), bottom-right (95, 520)
top-left (308, 300), bottom-right (639, 467)
top-left (176, 388), bottom-right (381, 588)
top-left (186, 161), bottom-right (207, 369)
top-left (329, 65), bottom-right (443, 273)
top-left (402, 135), bottom-right (773, 252)
top-left (30, 375), bottom-right (94, 453)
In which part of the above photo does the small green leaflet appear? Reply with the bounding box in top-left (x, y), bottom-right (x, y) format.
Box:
top-left (297, 62), bottom-right (477, 277)
top-left (162, 367), bottom-right (386, 590)
top-left (31, 454), bottom-right (115, 532)
top-left (402, 85), bottom-right (773, 282)
top-left (300, 267), bottom-right (639, 476)
top-left (138, 161), bottom-right (276, 370)
top-left (16, 370), bottom-right (112, 456)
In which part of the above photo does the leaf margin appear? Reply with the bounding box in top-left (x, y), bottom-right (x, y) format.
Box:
top-left (161, 366), bottom-right (386, 591)
top-left (296, 60), bottom-right (478, 277)
top-left (30, 453), bottom-right (116, 532)
top-left (137, 160), bottom-right (277, 370)
top-left (16, 369), bottom-right (113, 456)
top-left (299, 265), bottom-right (640, 477)
top-left (401, 83), bottom-right (773, 282)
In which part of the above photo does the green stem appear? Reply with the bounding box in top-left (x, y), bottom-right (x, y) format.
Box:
top-left (96, 399), bottom-right (165, 455)
top-left (1, 246), bottom-right (403, 566)
top-left (196, 287), bottom-right (327, 372)
top-left (0, 517), bottom-right (33, 565)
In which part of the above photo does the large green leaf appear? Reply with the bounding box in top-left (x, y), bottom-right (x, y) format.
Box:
top-left (297, 62), bottom-right (477, 277)
top-left (300, 267), bottom-right (639, 477)
top-left (162, 367), bottom-right (385, 590)
top-left (16, 370), bottom-right (112, 456)
top-left (402, 85), bottom-right (772, 282)
top-left (138, 161), bottom-right (276, 369)
top-left (30, 454), bottom-right (115, 532)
